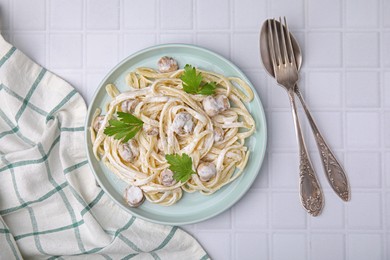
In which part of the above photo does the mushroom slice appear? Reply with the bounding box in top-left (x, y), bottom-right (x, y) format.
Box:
top-left (93, 115), bottom-right (105, 132)
top-left (215, 94), bottom-right (230, 112)
top-left (197, 162), bottom-right (217, 182)
top-left (171, 112), bottom-right (194, 135)
top-left (160, 169), bottom-right (177, 186)
top-left (202, 95), bottom-right (231, 117)
top-left (143, 124), bottom-right (159, 136)
top-left (202, 96), bottom-right (219, 117)
top-left (118, 140), bottom-right (139, 162)
top-left (157, 56), bottom-right (178, 73)
top-left (213, 127), bottom-right (224, 142)
top-left (121, 99), bottom-right (139, 113)
top-left (124, 185), bottom-right (145, 207)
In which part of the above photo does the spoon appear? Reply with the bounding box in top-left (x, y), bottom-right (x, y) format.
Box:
top-left (259, 20), bottom-right (350, 202)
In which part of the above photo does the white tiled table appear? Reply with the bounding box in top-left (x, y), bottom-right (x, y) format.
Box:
top-left (2, 0), bottom-right (389, 259)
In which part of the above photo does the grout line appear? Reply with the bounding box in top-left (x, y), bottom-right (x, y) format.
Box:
top-left (379, 0), bottom-right (387, 258)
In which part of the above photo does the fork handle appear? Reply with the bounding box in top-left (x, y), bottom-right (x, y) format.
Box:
top-left (288, 89), bottom-right (324, 216)
top-left (295, 86), bottom-right (350, 201)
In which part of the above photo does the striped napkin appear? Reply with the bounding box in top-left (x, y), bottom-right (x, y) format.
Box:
top-left (0, 34), bottom-right (208, 259)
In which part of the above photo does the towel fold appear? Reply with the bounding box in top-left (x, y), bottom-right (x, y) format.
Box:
top-left (0, 35), bottom-right (208, 260)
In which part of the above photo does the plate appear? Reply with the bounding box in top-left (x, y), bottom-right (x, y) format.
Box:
top-left (85, 44), bottom-right (267, 225)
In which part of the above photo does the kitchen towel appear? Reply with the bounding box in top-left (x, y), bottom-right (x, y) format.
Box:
top-left (0, 34), bottom-right (208, 259)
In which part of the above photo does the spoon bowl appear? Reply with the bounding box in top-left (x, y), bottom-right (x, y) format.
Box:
top-left (260, 20), bottom-right (302, 77)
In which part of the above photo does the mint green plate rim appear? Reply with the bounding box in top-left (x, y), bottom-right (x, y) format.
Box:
top-left (85, 44), bottom-right (267, 226)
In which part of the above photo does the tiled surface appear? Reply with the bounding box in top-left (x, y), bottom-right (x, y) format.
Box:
top-left (1, 0), bottom-right (389, 259)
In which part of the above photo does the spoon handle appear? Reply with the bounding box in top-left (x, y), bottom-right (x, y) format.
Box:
top-left (288, 89), bottom-right (324, 216)
top-left (295, 86), bottom-right (350, 201)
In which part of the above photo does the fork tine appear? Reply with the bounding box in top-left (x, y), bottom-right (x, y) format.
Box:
top-left (272, 18), bottom-right (282, 66)
top-left (267, 20), bottom-right (278, 69)
top-left (283, 17), bottom-right (296, 68)
top-left (279, 17), bottom-right (289, 64)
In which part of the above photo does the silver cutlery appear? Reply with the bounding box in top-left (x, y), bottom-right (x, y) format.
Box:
top-left (260, 17), bottom-right (324, 216)
top-left (260, 17), bottom-right (351, 215)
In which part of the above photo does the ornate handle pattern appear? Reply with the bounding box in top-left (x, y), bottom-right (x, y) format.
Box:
top-left (288, 89), bottom-right (324, 216)
top-left (299, 149), bottom-right (324, 216)
top-left (295, 87), bottom-right (350, 201)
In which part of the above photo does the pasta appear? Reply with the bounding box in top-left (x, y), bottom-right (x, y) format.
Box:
top-left (90, 57), bottom-right (256, 207)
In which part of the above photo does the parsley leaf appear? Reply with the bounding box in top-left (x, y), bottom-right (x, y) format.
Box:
top-left (181, 64), bottom-right (216, 95)
top-left (165, 153), bottom-right (195, 182)
top-left (103, 112), bottom-right (143, 143)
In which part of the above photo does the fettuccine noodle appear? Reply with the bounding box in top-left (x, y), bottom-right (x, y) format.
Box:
top-left (90, 61), bottom-right (256, 206)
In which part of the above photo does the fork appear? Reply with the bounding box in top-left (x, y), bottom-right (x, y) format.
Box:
top-left (268, 17), bottom-right (324, 216)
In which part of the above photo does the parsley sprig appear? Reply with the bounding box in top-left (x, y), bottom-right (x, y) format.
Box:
top-left (104, 112), bottom-right (143, 143)
top-left (180, 64), bottom-right (216, 95)
top-left (165, 153), bottom-right (195, 182)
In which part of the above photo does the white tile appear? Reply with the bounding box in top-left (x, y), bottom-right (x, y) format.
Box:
top-left (308, 0), bottom-right (341, 28)
top-left (49, 0), bottom-right (83, 30)
top-left (233, 0), bottom-right (267, 29)
top-left (348, 234), bottom-right (383, 260)
top-left (13, 33), bottom-right (46, 67)
top-left (386, 153), bottom-right (390, 188)
top-left (86, 0), bottom-right (119, 30)
top-left (122, 34), bottom-right (156, 59)
top-left (307, 72), bottom-right (342, 108)
top-left (196, 209), bottom-right (231, 230)
top-left (273, 233), bottom-right (306, 260)
top-left (86, 72), bottom-right (106, 104)
top-left (385, 112), bottom-right (390, 148)
top-left (49, 34), bottom-right (83, 69)
top-left (347, 192), bottom-right (381, 229)
top-left (160, 0), bottom-right (192, 29)
top-left (271, 152), bottom-right (299, 188)
top-left (86, 34), bottom-right (119, 69)
top-left (310, 233), bottom-right (345, 260)
top-left (310, 191), bottom-right (345, 229)
top-left (269, 111), bottom-right (297, 150)
top-left (346, 112), bottom-right (380, 148)
top-left (307, 112), bottom-right (343, 150)
top-left (197, 0), bottom-right (229, 30)
top-left (271, 192), bottom-right (306, 228)
top-left (269, 0), bottom-right (305, 29)
top-left (384, 33), bottom-right (390, 67)
top-left (385, 0), bottom-right (390, 27)
top-left (13, 0), bottom-right (45, 30)
top-left (384, 72), bottom-right (390, 107)
top-left (160, 34), bottom-right (193, 44)
top-left (235, 233), bottom-right (268, 259)
top-left (196, 33), bottom-right (230, 61)
top-left (123, 0), bottom-right (156, 29)
top-left (346, 0), bottom-right (379, 28)
top-left (386, 193), bottom-right (390, 229)
top-left (344, 33), bottom-right (379, 68)
top-left (233, 190), bottom-right (268, 229)
top-left (346, 152), bottom-right (381, 188)
top-left (195, 232), bottom-right (231, 260)
top-left (231, 33), bottom-right (261, 70)
top-left (306, 33), bottom-right (342, 67)
top-left (346, 72), bottom-right (380, 107)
